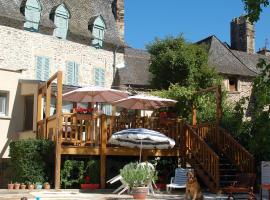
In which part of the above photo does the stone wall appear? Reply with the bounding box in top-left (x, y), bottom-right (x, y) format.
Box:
top-left (223, 77), bottom-right (253, 115)
top-left (0, 25), bottom-right (124, 87)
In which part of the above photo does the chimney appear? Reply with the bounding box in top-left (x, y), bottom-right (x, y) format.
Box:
top-left (112, 0), bottom-right (125, 41)
top-left (230, 15), bottom-right (255, 54)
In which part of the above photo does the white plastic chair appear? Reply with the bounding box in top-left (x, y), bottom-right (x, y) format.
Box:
top-left (166, 168), bottom-right (191, 192)
top-left (107, 174), bottom-right (130, 195)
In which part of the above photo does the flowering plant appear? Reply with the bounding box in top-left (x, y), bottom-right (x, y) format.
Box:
top-left (75, 107), bottom-right (93, 114)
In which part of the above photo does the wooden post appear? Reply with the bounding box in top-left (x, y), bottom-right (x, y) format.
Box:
top-left (54, 71), bottom-right (63, 189)
top-left (45, 84), bottom-right (51, 139)
top-left (100, 114), bottom-right (107, 189)
top-left (192, 104), bottom-right (197, 126)
top-left (37, 90), bottom-right (42, 138)
top-left (181, 124), bottom-right (187, 168)
top-left (215, 85), bottom-right (222, 148)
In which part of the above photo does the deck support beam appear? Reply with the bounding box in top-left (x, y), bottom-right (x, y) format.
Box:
top-left (100, 115), bottom-right (107, 189)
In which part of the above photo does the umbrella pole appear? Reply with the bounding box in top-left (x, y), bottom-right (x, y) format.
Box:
top-left (139, 140), bottom-right (142, 163)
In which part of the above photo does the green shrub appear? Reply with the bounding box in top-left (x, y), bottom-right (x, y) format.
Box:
top-left (9, 139), bottom-right (54, 184)
top-left (120, 162), bottom-right (157, 188)
top-left (85, 159), bottom-right (100, 184)
top-left (60, 160), bottom-right (84, 188)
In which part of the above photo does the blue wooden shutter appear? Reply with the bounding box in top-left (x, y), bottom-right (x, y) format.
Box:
top-left (100, 68), bottom-right (105, 87)
top-left (102, 104), bottom-right (112, 116)
top-left (91, 16), bottom-right (106, 48)
top-left (24, 0), bottom-right (41, 32)
top-left (94, 68), bottom-right (100, 86)
top-left (43, 57), bottom-right (50, 80)
top-left (66, 61), bottom-right (74, 85)
top-left (74, 63), bottom-right (79, 86)
top-left (54, 4), bottom-right (69, 39)
top-left (36, 56), bottom-right (43, 80)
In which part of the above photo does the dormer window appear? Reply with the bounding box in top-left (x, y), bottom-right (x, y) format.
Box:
top-left (53, 4), bottom-right (70, 39)
top-left (23, 0), bottom-right (42, 32)
top-left (89, 16), bottom-right (106, 48)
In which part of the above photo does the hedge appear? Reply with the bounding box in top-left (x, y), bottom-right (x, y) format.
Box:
top-left (9, 139), bottom-right (54, 184)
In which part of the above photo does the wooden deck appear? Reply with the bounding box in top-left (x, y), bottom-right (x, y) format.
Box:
top-left (36, 72), bottom-right (254, 192)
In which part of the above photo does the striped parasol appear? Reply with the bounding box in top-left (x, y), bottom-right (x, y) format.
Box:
top-left (108, 128), bottom-right (175, 162)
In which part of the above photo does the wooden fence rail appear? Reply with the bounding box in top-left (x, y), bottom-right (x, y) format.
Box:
top-left (185, 123), bottom-right (220, 191)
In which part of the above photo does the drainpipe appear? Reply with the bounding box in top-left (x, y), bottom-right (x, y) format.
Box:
top-left (113, 44), bottom-right (120, 78)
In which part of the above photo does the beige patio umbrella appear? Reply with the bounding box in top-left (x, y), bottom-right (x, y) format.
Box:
top-left (112, 94), bottom-right (177, 110)
top-left (62, 86), bottom-right (130, 103)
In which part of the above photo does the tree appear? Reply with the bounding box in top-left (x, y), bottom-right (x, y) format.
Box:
top-left (243, 0), bottom-right (269, 22)
top-left (147, 36), bottom-right (219, 90)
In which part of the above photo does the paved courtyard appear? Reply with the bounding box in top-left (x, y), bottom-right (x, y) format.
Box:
top-left (0, 189), bottom-right (230, 200)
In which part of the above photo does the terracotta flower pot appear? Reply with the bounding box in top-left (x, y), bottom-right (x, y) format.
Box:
top-left (28, 184), bottom-right (34, 190)
top-left (14, 183), bottom-right (20, 190)
top-left (132, 187), bottom-right (148, 200)
top-left (8, 183), bottom-right (14, 189)
top-left (20, 184), bottom-right (26, 189)
top-left (43, 182), bottom-right (50, 189)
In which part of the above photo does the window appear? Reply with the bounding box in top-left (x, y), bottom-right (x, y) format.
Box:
top-left (0, 91), bottom-right (8, 116)
top-left (66, 61), bottom-right (79, 86)
top-left (23, 0), bottom-right (42, 32)
top-left (35, 56), bottom-right (50, 81)
top-left (94, 68), bottom-right (105, 87)
top-left (102, 103), bottom-right (112, 116)
top-left (90, 16), bottom-right (106, 48)
top-left (53, 4), bottom-right (70, 39)
top-left (229, 78), bottom-right (238, 92)
top-left (112, 0), bottom-right (117, 20)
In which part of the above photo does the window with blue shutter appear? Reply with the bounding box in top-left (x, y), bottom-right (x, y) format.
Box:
top-left (94, 68), bottom-right (105, 87)
top-left (66, 61), bottom-right (79, 86)
top-left (53, 4), bottom-right (70, 39)
top-left (35, 56), bottom-right (50, 81)
top-left (23, 0), bottom-right (42, 32)
top-left (91, 16), bottom-right (106, 48)
top-left (102, 104), bottom-right (112, 116)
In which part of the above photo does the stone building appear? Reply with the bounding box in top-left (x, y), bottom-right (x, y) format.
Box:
top-left (0, 0), bottom-right (125, 171)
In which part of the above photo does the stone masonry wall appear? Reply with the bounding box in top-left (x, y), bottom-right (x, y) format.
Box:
top-left (0, 25), bottom-right (124, 87)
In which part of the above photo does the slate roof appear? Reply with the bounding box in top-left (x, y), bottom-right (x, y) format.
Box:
top-left (0, 0), bottom-right (124, 47)
top-left (197, 35), bottom-right (258, 77)
top-left (117, 48), bottom-right (151, 87)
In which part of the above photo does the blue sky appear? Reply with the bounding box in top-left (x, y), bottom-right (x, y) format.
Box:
top-left (125, 0), bottom-right (270, 51)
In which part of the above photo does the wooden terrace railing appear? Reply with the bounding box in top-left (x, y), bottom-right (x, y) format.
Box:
top-left (184, 123), bottom-right (220, 191)
top-left (194, 123), bottom-right (254, 173)
top-left (37, 113), bottom-right (182, 148)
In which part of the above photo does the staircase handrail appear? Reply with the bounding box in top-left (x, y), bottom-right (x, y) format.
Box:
top-left (218, 126), bottom-right (254, 173)
top-left (184, 123), bottom-right (220, 190)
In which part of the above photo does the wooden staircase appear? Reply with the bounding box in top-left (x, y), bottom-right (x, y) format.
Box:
top-left (181, 122), bottom-right (254, 193)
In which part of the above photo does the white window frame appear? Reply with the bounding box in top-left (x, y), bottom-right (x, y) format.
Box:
top-left (0, 91), bottom-right (9, 116)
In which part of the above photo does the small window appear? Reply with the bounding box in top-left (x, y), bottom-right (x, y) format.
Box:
top-left (66, 61), bottom-right (79, 86)
top-left (90, 16), bottom-right (106, 48)
top-left (23, 0), bottom-right (42, 32)
top-left (0, 91), bottom-right (8, 116)
top-left (53, 4), bottom-right (70, 39)
top-left (229, 78), bottom-right (238, 92)
top-left (94, 68), bottom-right (105, 87)
top-left (112, 0), bottom-right (117, 20)
top-left (35, 56), bottom-right (50, 81)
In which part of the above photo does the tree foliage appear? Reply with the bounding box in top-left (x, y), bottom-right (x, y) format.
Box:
top-left (147, 36), bottom-right (220, 90)
top-left (243, 0), bottom-right (269, 22)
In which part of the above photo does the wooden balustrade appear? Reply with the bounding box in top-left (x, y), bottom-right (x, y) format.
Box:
top-left (218, 127), bottom-right (254, 173)
top-left (185, 123), bottom-right (220, 190)
top-left (194, 123), bottom-right (254, 174)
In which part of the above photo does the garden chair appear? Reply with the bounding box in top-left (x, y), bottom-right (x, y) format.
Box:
top-left (107, 174), bottom-right (130, 195)
top-left (222, 173), bottom-right (256, 200)
top-left (166, 168), bottom-right (191, 193)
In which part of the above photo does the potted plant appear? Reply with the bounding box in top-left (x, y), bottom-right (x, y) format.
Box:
top-left (43, 182), bottom-right (50, 189)
top-left (8, 182), bottom-right (14, 189)
top-left (80, 160), bottom-right (100, 190)
top-left (14, 182), bottom-right (20, 190)
top-left (35, 182), bottom-right (43, 189)
top-left (20, 183), bottom-right (26, 189)
top-left (120, 162), bottom-right (157, 200)
top-left (27, 182), bottom-right (35, 190)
